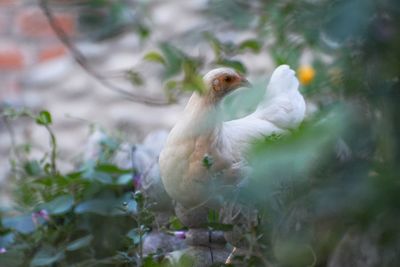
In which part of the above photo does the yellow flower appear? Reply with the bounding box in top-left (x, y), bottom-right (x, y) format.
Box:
top-left (297, 65), bottom-right (316, 86)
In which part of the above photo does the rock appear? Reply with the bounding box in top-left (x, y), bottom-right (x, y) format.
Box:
top-left (143, 231), bottom-right (186, 256)
top-left (179, 246), bottom-right (230, 267)
top-left (173, 203), bottom-right (232, 267)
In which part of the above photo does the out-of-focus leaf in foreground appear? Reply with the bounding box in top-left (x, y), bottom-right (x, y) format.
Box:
top-left (244, 106), bottom-right (347, 203)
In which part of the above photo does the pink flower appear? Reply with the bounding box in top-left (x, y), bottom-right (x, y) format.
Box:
top-left (174, 231), bottom-right (186, 239)
top-left (38, 209), bottom-right (50, 221)
top-left (0, 247), bottom-right (6, 254)
top-left (32, 209), bottom-right (50, 225)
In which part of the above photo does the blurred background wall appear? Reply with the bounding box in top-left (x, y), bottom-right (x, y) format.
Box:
top-left (0, 0), bottom-right (202, 202)
top-left (0, 0), bottom-right (202, 172)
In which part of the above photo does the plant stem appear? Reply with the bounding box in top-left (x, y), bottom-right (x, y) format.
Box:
top-left (45, 125), bottom-right (57, 176)
top-left (138, 209), bottom-right (144, 266)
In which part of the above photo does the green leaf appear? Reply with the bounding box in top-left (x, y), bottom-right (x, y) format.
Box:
top-left (83, 163), bottom-right (130, 184)
top-left (178, 254), bottom-right (196, 267)
top-left (160, 43), bottom-right (184, 78)
top-left (165, 80), bottom-right (178, 90)
top-left (75, 193), bottom-right (133, 216)
top-left (207, 209), bottom-right (219, 223)
top-left (204, 32), bottom-right (222, 59)
top-left (96, 164), bottom-right (131, 175)
top-left (137, 23), bottom-right (150, 40)
top-left (273, 239), bottom-right (315, 267)
top-left (246, 108), bottom-right (347, 203)
top-left (34, 175), bottom-right (69, 187)
top-left (218, 59), bottom-right (247, 74)
top-left (66, 235), bottom-right (93, 251)
top-left (206, 222), bottom-right (233, 231)
top-left (0, 249), bottom-right (24, 267)
top-left (66, 171), bottom-right (85, 180)
top-left (75, 198), bottom-right (115, 216)
top-left (117, 174), bottom-right (132, 185)
top-left (143, 256), bottom-right (163, 267)
top-left (169, 216), bottom-right (185, 230)
top-left (123, 198), bottom-right (137, 214)
top-left (30, 246), bottom-right (64, 267)
top-left (2, 214), bottom-right (36, 234)
top-left (270, 46), bottom-right (300, 68)
top-left (126, 70), bottom-right (144, 86)
top-left (93, 172), bottom-right (113, 184)
top-left (182, 74), bottom-right (206, 94)
top-left (0, 233), bottom-right (14, 248)
top-left (143, 51), bottom-right (166, 65)
top-left (24, 160), bottom-right (42, 176)
top-left (35, 110), bottom-right (52, 126)
top-left (126, 228), bottom-right (141, 245)
top-left (238, 39), bottom-right (262, 53)
top-left (39, 194), bottom-right (74, 215)
top-left (182, 60), bottom-right (205, 93)
top-left (202, 154), bottom-right (214, 170)
top-left (208, 0), bottom-right (254, 29)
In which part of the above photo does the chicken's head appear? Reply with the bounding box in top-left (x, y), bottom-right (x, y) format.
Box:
top-left (203, 68), bottom-right (251, 103)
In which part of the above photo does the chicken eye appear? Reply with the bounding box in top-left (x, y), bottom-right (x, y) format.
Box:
top-left (224, 76), bottom-right (232, 82)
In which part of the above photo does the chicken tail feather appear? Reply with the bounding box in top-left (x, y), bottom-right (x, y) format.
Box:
top-left (255, 64), bottom-right (306, 130)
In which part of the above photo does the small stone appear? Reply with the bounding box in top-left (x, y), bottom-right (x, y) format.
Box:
top-left (143, 231), bottom-right (186, 256)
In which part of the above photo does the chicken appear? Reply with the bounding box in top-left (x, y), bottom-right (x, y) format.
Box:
top-left (159, 65), bottom-right (306, 208)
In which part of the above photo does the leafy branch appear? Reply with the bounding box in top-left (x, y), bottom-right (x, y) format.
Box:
top-left (39, 0), bottom-right (171, 106)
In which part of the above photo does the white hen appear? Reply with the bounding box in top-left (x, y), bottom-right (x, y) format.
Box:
top-left (159, 65), bottom-right (306, 208)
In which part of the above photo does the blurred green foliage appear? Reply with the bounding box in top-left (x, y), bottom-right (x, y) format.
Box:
top-left (0, 110), bottom-right (142, 266)
top-left (0, 109), bottom-right (187, 266)
top-left (77, 0), bottom-right (150, 41)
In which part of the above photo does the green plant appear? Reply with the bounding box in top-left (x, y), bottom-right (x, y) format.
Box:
top-left (0, 109), bottom-right (149, 266)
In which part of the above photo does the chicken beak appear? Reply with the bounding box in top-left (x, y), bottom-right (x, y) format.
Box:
top-left (240, 77), bottom-right (252, 88)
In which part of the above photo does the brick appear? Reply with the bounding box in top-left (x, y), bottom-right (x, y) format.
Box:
top-left (17, 8), bottom-right (75, 38)
top-left (0, 47), bottom-right (24, 70)
top-left (38, 44), bottom-right (67, 62)
top-left (0, 0), bottom-right (17, 6)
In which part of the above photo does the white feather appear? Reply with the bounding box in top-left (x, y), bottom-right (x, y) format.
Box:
top-left (159, 65), bottom-right (306, 207)
top-left (223, 65), bottom-right (305, 157)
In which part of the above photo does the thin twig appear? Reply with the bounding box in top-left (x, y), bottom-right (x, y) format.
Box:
top-left (2, 116), bottom-right (18, 160)
top-left (39, 0), bottom-right (171, 106)
top-left (225, 246), bottom-right (237, 264)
